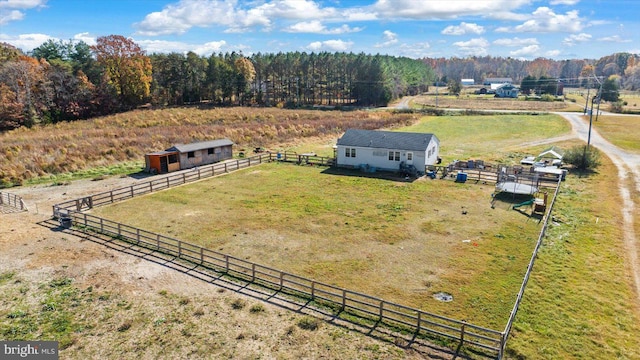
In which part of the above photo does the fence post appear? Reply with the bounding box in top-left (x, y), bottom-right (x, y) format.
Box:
top-left (342, 290), bottom-right (346, 311)
top-left (225, 255), bottom-right (229, 272)
top-left (136, 229), bottom-right (140, 244)
top-left (279, 272), bottom-right (284, 290)
top-left (379, 301), bottom-right (384, 321)
top-left (251, 264), bottom-right (256, 282)
top-left (178, 240), bottom-right (182, 257)
top-left (167, 177), bottom-right (170, 188)
top-left (200, 247), bottom-right (204, 264)
top-left (157, 234), bottom-right (161, 250)
top-left (460, 320), bottom-right (466, 343)
top-left (198, 167), bottom-right (201, 179)
top-left (150, 182), bottom-right (153, 192)
top-left (182, 173), bottom-right (186, 184)
top-left (311, 281), bottom-right (315, 300)
top-left (417, 311), bottom-right (422, 333)
top-left (130, 186), bottom-right (134, 198)
top-left (100, 217), bottom-right (104, 233)
top-left (110, 191), bottom-right (114, 203)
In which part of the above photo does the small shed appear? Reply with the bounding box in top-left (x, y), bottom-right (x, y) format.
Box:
top-left (145, 150), bottom-right (180, 174)
top-left (335, 129), bottom-right (439, 173)
top-left (145, 139), bottom-right (234, 174)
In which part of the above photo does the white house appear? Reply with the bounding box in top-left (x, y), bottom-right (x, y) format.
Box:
top-left (495, 84), bottom-right (519, 98)
top-left (335, 129), bottom-right (440, 173)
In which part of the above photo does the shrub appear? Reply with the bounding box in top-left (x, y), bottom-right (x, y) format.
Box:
top-left (231, 298), bottom-right (246, 310)
top-left (249, 304), bottom-right (265, 313)
top-left (563, 145), bottom-right (601, 170)
top-left (297, 316), bottom-right (321, 331)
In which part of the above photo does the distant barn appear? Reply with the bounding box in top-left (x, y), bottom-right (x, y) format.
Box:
top-left (145, 139), bottom-right (233, 174)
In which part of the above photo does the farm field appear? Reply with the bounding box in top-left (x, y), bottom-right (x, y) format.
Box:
top-left (410, 93), bottom-right (582, 112)
top-left (590, 114), bottom-right (640, 152)
top-left (92, 161), bottom-right (541, 330)
top-left (3, 108), bottom-right (640, 359)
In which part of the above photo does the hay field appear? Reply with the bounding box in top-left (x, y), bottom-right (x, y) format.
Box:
top-left (92, 162), bottom-right (542, 330)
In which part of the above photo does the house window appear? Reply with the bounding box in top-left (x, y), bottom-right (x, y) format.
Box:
top-left (168, 154), bottom-right (178, 164)
top-left (188, 151), bottom-right (195, 158)
top-left (388, 151), bottom-right (400, 161)
top-left (345, 148), bottom-right (356, 158)
top-left (407, 153), bottom-right (413, 161)
top-left (208, 148), bottom-right (214, 155)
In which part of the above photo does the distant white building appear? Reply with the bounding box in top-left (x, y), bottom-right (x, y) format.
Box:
top-left (336, 129), bottom-right (440, 173)
top-left (495, 84), bottom-right (519, 98)
top-left (461, 79), bottom-right (475, 86)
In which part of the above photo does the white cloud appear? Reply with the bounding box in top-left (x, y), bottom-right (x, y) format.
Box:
top-left (0, 9), bottom-right (23, 24)
top-left (493, 37), bottom-right (538, 47)
top-left (134, 0), bottom-right (238, 36)
top-left (306, 39), bottom-right (353, 52)
top-left (441, 22), bottom-right (484, 36)
top-left (374, 30), bottom-right (398, 48)
top-left (598, 35), bottom-right (631, 43)
top-left (73, 32), bottom-right (96, 46)
top-left (0, 0), bottom-right (47, 8)
top-left (546, 49), bottom-right (561, 58)
top-left (509, 44), bottom-right (541, 57)
top-left (549, 0), bottom-right (579, 5)
top-left (0, 32), bottom-right (54, 52)
top-left (0, 0), bottom-right (46, 25)
top-left (452, 37), bottom-right (490, 56)
top-left (397, 42), bottom-right (431, 58)
top-left (562, 32), bottom-right (591, 46)
top-left (509, 7), bottom-right (584, 33)
top-left (372, 0), bottom-right (531, 19)
top-left (137, 39), bottom-right (227, 56)
top-left (135, 0), bottom-right (344, 35)
top-left (284, 20), bottom-right (363, 35)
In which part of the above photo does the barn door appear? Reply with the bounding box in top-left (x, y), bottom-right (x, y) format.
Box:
top-left (160, 156), bottom-right (169, 173)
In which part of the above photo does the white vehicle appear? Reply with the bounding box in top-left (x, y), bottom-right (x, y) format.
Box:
top-left (520, 156), bottom-right (535, 165)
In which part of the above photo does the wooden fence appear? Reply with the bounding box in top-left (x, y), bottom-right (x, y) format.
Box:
top-left (67, 210), bottom-right (505, 354)
top-left (50, 152), bottom-right (567, 359)
top-left (428, 165), bottom-right (561, 189)
top-left (499, 177), bottom-right (563, 356)
top-left (54, 154), bottom-right (270, 217)
top-left (0, 191), bottom-right (27, 211)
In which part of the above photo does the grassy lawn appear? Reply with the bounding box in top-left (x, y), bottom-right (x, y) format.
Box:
top-left (590, 114), bottom-right (640, 153)
top-left (505, 154), bottom-right (640, 359)
top-left (402, 114), bottom-right (572, 162)
top-left (92, 162), bottom-right (541, 330)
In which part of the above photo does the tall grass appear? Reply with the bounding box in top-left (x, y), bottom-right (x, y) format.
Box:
top-left (0, 107), bottom-right (417, 187)
top-left (590, 114), bottom-right (640, 152)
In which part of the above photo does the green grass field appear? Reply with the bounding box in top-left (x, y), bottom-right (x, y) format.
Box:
top-left (92, 162), bottom-right (541, 330)
top-left (591, 115), bottom-right (640, 153)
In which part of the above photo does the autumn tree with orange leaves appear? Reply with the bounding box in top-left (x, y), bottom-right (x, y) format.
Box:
top-left (92, 35), bottom-right (152, 108)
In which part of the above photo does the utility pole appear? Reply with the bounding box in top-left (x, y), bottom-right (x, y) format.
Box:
top-left (583, 75), bottom-right (603, 168)
top-left (583, 77), bottom-right (590, 115)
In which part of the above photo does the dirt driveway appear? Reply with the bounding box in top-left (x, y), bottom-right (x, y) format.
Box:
top-left (556, 112), bottom-right (640, 302)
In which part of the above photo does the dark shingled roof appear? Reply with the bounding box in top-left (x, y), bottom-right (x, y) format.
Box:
top-left (167, 139), bottom-right (234, 153)
top-left (336, 129), bottom-right (437, 152)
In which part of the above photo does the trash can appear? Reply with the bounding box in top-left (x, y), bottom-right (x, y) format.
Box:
top-left (60, 217), bottom-right (72, 229)
top-left (456, 172), bottom-right (467, 183)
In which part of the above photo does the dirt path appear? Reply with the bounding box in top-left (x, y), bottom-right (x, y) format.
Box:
top-left (556, 112), bottom-right (640, 303)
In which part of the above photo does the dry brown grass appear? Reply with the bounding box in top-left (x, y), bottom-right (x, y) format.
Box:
top-left (412, 94), bottom-right (581, 112)
top-left (0, 107), bottom-right (418, 187)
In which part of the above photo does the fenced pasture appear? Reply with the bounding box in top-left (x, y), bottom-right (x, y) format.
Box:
top-left (88, 161), bottom-right (543, 332)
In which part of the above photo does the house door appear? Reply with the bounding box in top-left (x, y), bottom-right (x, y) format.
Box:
top-left (160, 156), bottom-right (169, 173)
top-left (406, 152), bottom-right (413, 165)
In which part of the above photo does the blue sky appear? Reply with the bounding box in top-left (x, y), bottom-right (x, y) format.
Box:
top-left (0, 0), bottom-right (638, 60)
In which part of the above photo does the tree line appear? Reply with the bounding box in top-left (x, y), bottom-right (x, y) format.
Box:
top-left (0, 35), bottom-right (433, 131)
top-left (425, 53), bottom-right (640, 92)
